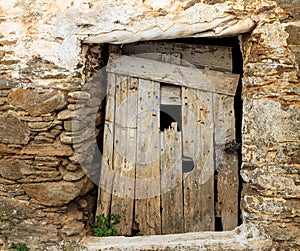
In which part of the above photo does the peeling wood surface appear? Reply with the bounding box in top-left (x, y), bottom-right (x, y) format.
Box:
top-left (182, 88), bottom-right (215, 232)
top-left (120, 42), bottom-right (232, 71)
top-left (110, 75), bottom-right (137, 235)
top-left (135, 79), bottom-right (161, 235)
top-left (107, 54), bottom-right (239, 96)
top-left (213, 94), bottom-right (239, 230)
top-left (161, 123), bottom-right (183, 234)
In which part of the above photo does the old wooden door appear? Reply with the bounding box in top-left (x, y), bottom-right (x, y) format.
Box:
top-left (97, 43), bottom-right (240, 235)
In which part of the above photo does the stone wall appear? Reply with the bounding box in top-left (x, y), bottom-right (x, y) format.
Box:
top-left (0, 0), bottom-right (299, 250)
top-left (241, 1), bottom-right (300, 249)
top-left (0, 43), bottom-right (106, 249)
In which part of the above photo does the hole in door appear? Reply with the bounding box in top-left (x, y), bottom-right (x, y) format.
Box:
top-left (160, 104), bottom-right (182, 132)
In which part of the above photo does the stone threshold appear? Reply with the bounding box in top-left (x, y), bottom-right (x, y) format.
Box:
top-left (79, 224), bottom-right (272, 251)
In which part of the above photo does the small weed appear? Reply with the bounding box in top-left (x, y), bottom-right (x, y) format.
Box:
top-left (136, 231), bottom-right (143, 236)
top-left (9, 242), bottom-right (30, 251)
top-left (93, 213), bottom-right (121, 237)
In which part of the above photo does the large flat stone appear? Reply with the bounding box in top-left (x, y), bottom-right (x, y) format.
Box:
top-left (0, 77), bottom-right (19, 89)
top-left (27, 121), bottom-right (62, 131)
top-left (21, 177), bottom-right (90, 206)
top-left (243, 99), bottom-right (300, 144)
top-left (8, 89), bottom-right (67, 116)
top-left (0, 183), bottom-right (25, 197)
top-left (0, 159), bottom-right (24, 180)
top-left (0, 196), bottom-right (33, 222)
top-left (21, 141), bottom-right (73, 156)
top-left (80, 224), bottom-right (272, 251)
top-left (0, 113), bottom-right (31, 145)
top-left (0, 143), bottom-right (21, 154)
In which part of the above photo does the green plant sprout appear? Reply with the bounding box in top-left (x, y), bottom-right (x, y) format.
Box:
top-left (136, 231), bottom-right (143, 236)
top-left (93, 213), bottom-right (121, 237)
top-left (9, 242), bottom-right (30, 251)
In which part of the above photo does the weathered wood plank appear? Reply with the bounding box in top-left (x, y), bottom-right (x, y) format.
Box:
top-left (182, 88), bottom-right (215, 232)
top-left (110, 75), bottom-right (138, 235)
top-left (135, 79), bottom-right (161, 235)
top-left (96, 73), bottom-right (116, 217)
top-left (160, 86), bottom-right (181, 105)
top-left (160, 53), bottom-right (183, 235)
top-left (213, 94), bottom-right (239, 231)
top-left (107, 54), bottom-right (239, 96)
top-left (117, 42), bottom-right (232, 71)
top-left (161, 123), bottom-right (183, 234)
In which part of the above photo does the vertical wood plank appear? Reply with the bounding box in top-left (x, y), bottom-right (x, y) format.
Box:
top-left (96, 73), bottom-right (116, 217)
top-left (135, 79), bottom-right (161, 235)
top-left (161, 123), bottom-right (183, 234)
top-left (110, 75), bottom-right (138, 235)
top-left (213, 94), bottom-right (239, 230)
top-left (182, 88), bottom-right (215, 232)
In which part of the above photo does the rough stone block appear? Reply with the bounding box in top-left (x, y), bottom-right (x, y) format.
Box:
top-left (243, 99), bottom-right (300, 144)
top-left (0, 196), bottom-right (32, 222)
top-left (8, 89), bottom-right (67, 116)
top-left (57, 109), bottom-right (80, 120)
top-left (61, 221), bottom-right (85, 236)
top-left (28, 121), bottom-right (62, 131)
top-left (0, 143), bottom-right (21, 154)
top-left (0, 159), bottom-right (24, 180)
top-left (0, 113), bottom-right (31, 145)
top-left (68, 91), bottom-right (91, 100)
top-left (21, 141), bottom-right (73, 156)
top-left (0, 183), bottom-right (25, 197)
top-left (0, 77), bottom-right (19, 89)
top-left (5, 219), bottom-right (61, 251)
top-left (21, 177), bottom-right (90, 206)
top-left (289, 45), bottom-right (300, 76)
top-left (64, 120), bottom-right (87, 131)
top-left (264, 222), bottom-right (299, 241)
top-left (59, 166), bottom-right (85, 181)
top-left (286, 25), bottom-right (300, 45)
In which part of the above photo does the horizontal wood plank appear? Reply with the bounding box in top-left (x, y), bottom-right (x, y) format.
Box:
top-left (107, 54), bottom-right (239, 96)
